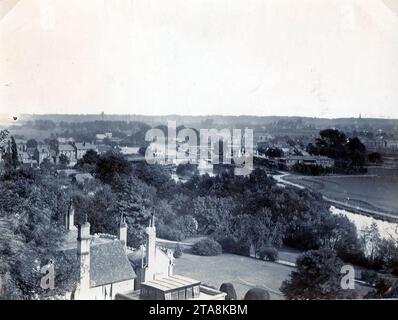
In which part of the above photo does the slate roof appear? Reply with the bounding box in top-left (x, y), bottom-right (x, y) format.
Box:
top-left (60, 236), bottom-right (136, 289)
top-left (75, 142), bottom-right (96, 150)
top-left (90, 241), bottom-right (136, 287)
top-left (59, 144), bottom-right (75, 152)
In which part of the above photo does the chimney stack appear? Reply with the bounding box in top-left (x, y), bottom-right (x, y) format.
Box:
top-left (77, 222), bottom-right (91, 291)
top-left (65, 202), bottom-right (76, 231)
top-left (118, 215), bottom-right (128, 251)
top-left (144, 216), bottom-right (157, 281)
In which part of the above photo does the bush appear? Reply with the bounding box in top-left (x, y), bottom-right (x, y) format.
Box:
top-left (219, 283), bottom-right (237, 300)
top-left (217, 236), bottom-right (250, 256)
top-left (192, 238), bottom-right (222, 256)
top-left (156, 224), bottom-right (184, 241)
top-left (173, 244), bottom-right (183, 259)
top-left (258, 246), bottom-right (278, 262)
top-left (244, 288), bottom-right (270, 300)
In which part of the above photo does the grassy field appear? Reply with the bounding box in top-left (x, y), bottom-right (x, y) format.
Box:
top-left (174, 252), bottom-right (294, 300)
top-left (174, 252), bottom-right (373, 299)
top-left (285, 168), bottom-right (398, 215)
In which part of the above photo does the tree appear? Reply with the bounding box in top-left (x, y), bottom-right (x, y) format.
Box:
top-left (110, 177), bottom-right (154, 248)
top-left (368, 152), bottom-right (382, 164)
top-left (0, 129), bottom-right (9, 146)
top-left (258, 246), bottom-right (279, 261)
top-left (264, 147), bottom-right (283, 158)
top-left (307, 129), bottom-right (367, 172)
top-left (40, 158), bottom-right (53, 173)
top-left (280, 249), bottom-right (347, 300)
top-left (233, 209), bottom-right (284, 256)
top-left (346, 137), bottom-right (367, 168)
top-left (26, 139), bottom-right (38, 149)
top-left (191, 238), bottom-right (222, 256)
top-left (176, 163), bottom-right (199, 177)
top-left (95, 153), bottom-right (132, 184)
top-left (192, 196), bottom-right (235, 235)
top-left (0, 175), bottom-right (75, 299)
top-left (173, 244), bottom-right (183, 258)
top-left (361, 222), bottom-right (381, 265)
top-left (9, 136), bottom-right (19, 168)
top-left (81, 149), bottom-right (99, 165)
top-left (58, 154), bottom-right (70, 169)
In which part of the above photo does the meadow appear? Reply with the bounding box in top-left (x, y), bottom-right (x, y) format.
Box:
top-left (285, 168), bottom-right (398, 215)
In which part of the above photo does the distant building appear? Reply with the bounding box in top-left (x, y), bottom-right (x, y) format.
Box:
top-left (75, 142), bottom-right (97, 160)
top-left (57, 137), bottom-right (75, 144)
top-left (15, 139), bottom-right (27, 154)
top-left (72, 173), bottom-right (94, 185)
top-left (97, 144), bottom-right (112, 155)
top-left (34, 145), bottom-right (53, 164)
top-left (95, 133), bottom-right (112, 142)
top-left (117, 146), bottom-right (140, 156)
top-left (278, 155), bottom-right (334, 169)
top-left (58, 144), bottom-right (76, 164)
top-left (18, 151), bottom-right (37, 167)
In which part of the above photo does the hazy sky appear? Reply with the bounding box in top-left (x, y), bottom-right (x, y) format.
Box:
top-left (1, 0), bottom-right (398, 118)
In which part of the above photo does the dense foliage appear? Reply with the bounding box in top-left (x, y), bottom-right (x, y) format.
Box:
top-left (191, 238), bottom-right (222, 256)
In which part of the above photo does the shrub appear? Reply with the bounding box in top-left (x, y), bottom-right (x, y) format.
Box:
top-left (192, 238), bottom-right (222, 256)
top-left (156, 224), bottom-right (184, 241)
top-left (258, 246), bottom-right (278, 262)
top-left (244, 288), bottom-right (270, 300)
top-left (173, 244), bottom-right (183, 259)
top-left (219, 283), bottom-right (237, 300)
top-left (217, 236), bottom-right (250, 256)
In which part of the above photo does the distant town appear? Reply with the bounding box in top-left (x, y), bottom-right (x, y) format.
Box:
top-left (0, 114), bottom-right (397, 300)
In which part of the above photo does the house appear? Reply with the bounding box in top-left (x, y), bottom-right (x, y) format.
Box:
top-left (75, 142), bottom-right (97, 160)
top-left (97, 144), bottom-right (112, 155)
top-left (18, 151), bottom-right (37, 167)
top-left (34, 145), bottom-right (53, 164)
top-left (57, 137), bottom-right (75, 144)
top-left (59, 206), bottom-right (136, 300)
top-left (278, 155), bottom-right (334, 169)
top-left (95, 133), bottom-right (112, 141)
top-left (58, 144), bottom-right (76, 164)
top-left (15, 139), bottom-right (27, 154)
top-left (117, 146), bottom-right (140, 156)
top-left (72, 173), bottom-right (94, 185)
top-left (116, 217), bottom-right (226, 301)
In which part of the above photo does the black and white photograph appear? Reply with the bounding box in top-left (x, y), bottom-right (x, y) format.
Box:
top-left (1, 0), bottom-right (398, 307)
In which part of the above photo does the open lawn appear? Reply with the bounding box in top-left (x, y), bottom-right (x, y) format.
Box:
top-left (284, 168), bottom-right (398, 215)
top-left (174, 252), bottom-right (294, 300)
top-left (173, 251), bottom-right (374, 300)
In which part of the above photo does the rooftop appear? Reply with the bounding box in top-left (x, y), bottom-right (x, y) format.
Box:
top-left (75, 142), bottom-right (96, 150)
top-left (60, 231), bottom-right (136, 288)
top-left (59, 144), bottom-right (75, 152)
top-left (141, 275), bottom-right (200, 293)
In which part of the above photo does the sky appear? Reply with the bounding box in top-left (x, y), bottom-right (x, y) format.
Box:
top-left (0, 0), bottom-right (398, 118)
